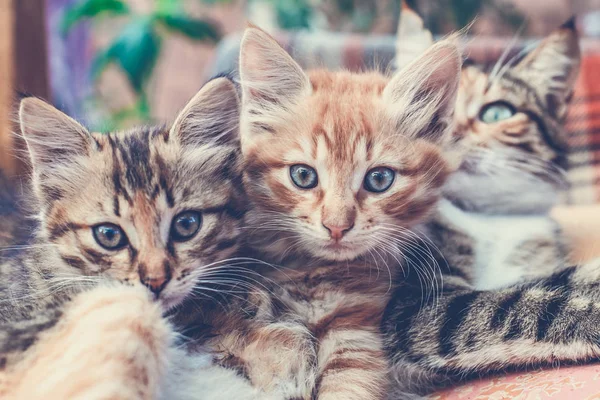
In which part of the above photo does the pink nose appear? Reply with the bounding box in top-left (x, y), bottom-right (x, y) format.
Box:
top-left (139, 263), bottom-right (172, 297)
top-left (322, 223), bottom-right (354, 241)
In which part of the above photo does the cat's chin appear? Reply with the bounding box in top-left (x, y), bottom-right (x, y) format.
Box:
top-left (156, 286), bottom-right (192, 312)
top-left (159, 294), bottom-right (186, 312)
top-left (308, 243), bottom-right (366, 262)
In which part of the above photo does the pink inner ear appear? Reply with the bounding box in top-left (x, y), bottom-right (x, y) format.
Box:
top-left (420, 45), bottom-right (462, 87)
top-left (239, 29), bottom-right (282, 81)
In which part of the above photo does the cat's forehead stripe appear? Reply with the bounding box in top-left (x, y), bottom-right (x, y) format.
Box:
top-left (104, 128), bottom-right (174, 210)
top-left (488, 72), bottom-right (565, 153)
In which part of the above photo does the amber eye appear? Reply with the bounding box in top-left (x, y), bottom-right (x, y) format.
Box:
top-left (290, 164), bottom-right (318, 189)
top-left (171, 211), bottom-right (202, 242)
top-left (364, 167), bottom-right (395, 193)
top-left (93, 224), bottom-right (128, 250)
top-left (479, 102), bottom-right (516, 124)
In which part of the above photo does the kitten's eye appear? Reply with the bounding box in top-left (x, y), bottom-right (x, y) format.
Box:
top-left (93, 224), bottom-right (128, 250)
top-left (171, 211), bottom-right (202, 242)
top-left (364, 167), bottom-right (395, 193)
top-left (290, 164), bottom-right (318, 189)
top-left (479, 102), bottom-right (516, 124)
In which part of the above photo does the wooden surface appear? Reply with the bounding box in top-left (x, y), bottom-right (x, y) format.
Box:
top-left (13, 0), bottom-right (49, 99)
top-left (0, 0), bottom-right (15, 176)
top-left (0, 0), bottom-right (48, 178)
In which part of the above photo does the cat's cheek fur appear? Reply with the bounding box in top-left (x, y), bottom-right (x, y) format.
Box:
top-left (0, 285), bottom-right (172, 400)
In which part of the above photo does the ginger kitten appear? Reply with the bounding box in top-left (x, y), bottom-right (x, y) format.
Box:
top-left (181, 27), bottom-right (462, 400)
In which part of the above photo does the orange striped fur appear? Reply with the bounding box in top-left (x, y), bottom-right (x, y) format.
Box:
top-left (0, 285), bottom-right (171, 400)
top-left (200, 27), bottom-right (464, 399)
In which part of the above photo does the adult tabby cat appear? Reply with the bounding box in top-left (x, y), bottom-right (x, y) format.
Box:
top-left (0, 77), bottom-right (254, 398)
top-left (384, 16), bottom-right (600, 398)
top-left (395, 7), bottom-right (579, 289)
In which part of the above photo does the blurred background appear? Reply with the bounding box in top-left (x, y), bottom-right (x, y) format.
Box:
top-left (1, 0), bottom-right (599, 178)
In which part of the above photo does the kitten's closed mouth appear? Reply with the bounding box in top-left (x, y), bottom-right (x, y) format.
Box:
top-left (324, 241), bottom-right (350, 251)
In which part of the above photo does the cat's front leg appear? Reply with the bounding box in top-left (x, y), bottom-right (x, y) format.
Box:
top-left (316, 328), bottom-right (388, 400)
top-left (0, 285), bottom-right (172, 400)
top-left (230, 321), bottom-right (317, 400)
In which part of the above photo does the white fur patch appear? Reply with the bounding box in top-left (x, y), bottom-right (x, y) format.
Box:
top-left (438, 199), bottom-right (559, 289)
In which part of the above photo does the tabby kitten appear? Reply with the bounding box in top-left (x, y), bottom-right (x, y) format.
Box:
top-left (0, 77), bottom-right (247, 397)
top-left (384, 18), bottom-right (600, 399)
top-left (437, 21), bottom-right (580, 289)
top-left (395, 9), bottom-right (580, 289)
top-left (174, 26), bottom-right (462, 400)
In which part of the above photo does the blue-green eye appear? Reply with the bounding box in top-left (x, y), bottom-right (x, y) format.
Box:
top-left (171, 211), bottom-right (202, 242)
top-left (290, 164), bottom-right (318, 189)
top-left (364, 167), bottom-right (395, 193)
top-left (479, 102), bottom-right (516, 123)
top-left (93, 224), bottom-right (128, 250)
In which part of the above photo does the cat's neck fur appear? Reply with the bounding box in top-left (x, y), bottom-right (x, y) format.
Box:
top-left (0, 231), bottom-right (78, 322)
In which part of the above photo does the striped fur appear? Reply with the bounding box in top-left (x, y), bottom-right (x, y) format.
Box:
top-left (446, 20), bottom-right (580, 216)
top-left (0, 285), bottom-right (172, 400)
top-left (0, 77), bottom-right (250, 397)
top-left (384, 16), bottom-right (591, 397)
top-left (0, 172), bottom-right (34, 251)
top-left (2, 77), bottom-right (244, 316)
top-left (383, 254), bottom-right (600, 398)
top-left (192, 26), bottom-right (463, 399)
top-left (402, 19), bottom-right (579, 288)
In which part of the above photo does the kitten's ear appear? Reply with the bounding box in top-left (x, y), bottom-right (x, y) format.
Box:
top-left (514, 18), bottom-right (580, 117)
top-left (394, 1), bottom-right (434, 70)
top-left (170, 77), bottom-right (240, 147)
top-left (239, 26), bottom-right (311, 110)
top-left (384, 37), bottom-right (462, 143)
top-left (20, 98), bottom-right (92, 165)
top-left (20, 98), bottom-right (93, 204)
top-left (20, 97), bottom-right (94, 173)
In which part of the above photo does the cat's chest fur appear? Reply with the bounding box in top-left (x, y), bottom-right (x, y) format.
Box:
top-left (194, 262), bottom-right (392, 399)
top-left (433, 199), bottom-right (565, 290)
top-left (271, 264), bottom-right (391, 324)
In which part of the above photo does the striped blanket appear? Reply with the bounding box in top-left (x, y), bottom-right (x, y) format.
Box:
top-left (210, 33), bottom-right (600, 205)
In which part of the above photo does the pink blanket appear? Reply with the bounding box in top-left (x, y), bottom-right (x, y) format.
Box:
top-left (434, 365), bottom-right (600, 399)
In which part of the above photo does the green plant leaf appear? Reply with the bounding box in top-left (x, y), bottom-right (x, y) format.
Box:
top-left (273, 0), bottom-right (312, 30)
top-left (61, 0), bottom-right (129, 34)
top-left (450, 0), bottom-right (489, 29)
top-left (156, 14), bottom-right (221, 42)
top-left (155, 0), bottom-right (184, 14)
top-left (91, 17), bottom-right (161, 93)
top-left (199, 0), bottom-right (235, 4)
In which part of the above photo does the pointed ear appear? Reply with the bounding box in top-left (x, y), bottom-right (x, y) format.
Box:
top-left (514, 18), bottom-right (580, 117)
top-left (394, 1), bottom-right (434, 70)
top-left (384, 37), bottom-right (462, 143)
top-left (239, 26), bottom-right (311, 111)
top-left (19, 98), bottom-right (93, 204)
top-left (20, 98), bottom-right (92, 165)
top-left (170, 77), bottom-right (240, 147)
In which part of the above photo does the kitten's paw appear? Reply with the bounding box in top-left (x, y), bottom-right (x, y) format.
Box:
top-left (235, 322), bottom-right (316, 399)
top-left (6, 285), bottom-right (173, 400)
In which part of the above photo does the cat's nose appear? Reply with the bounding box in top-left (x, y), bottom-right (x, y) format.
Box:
top-left (142, 277), bottom-right (170, 296)
top-left (322, 222), bottom-right (354, 241)
top-left (139, 263), bottom-right (172, 297)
